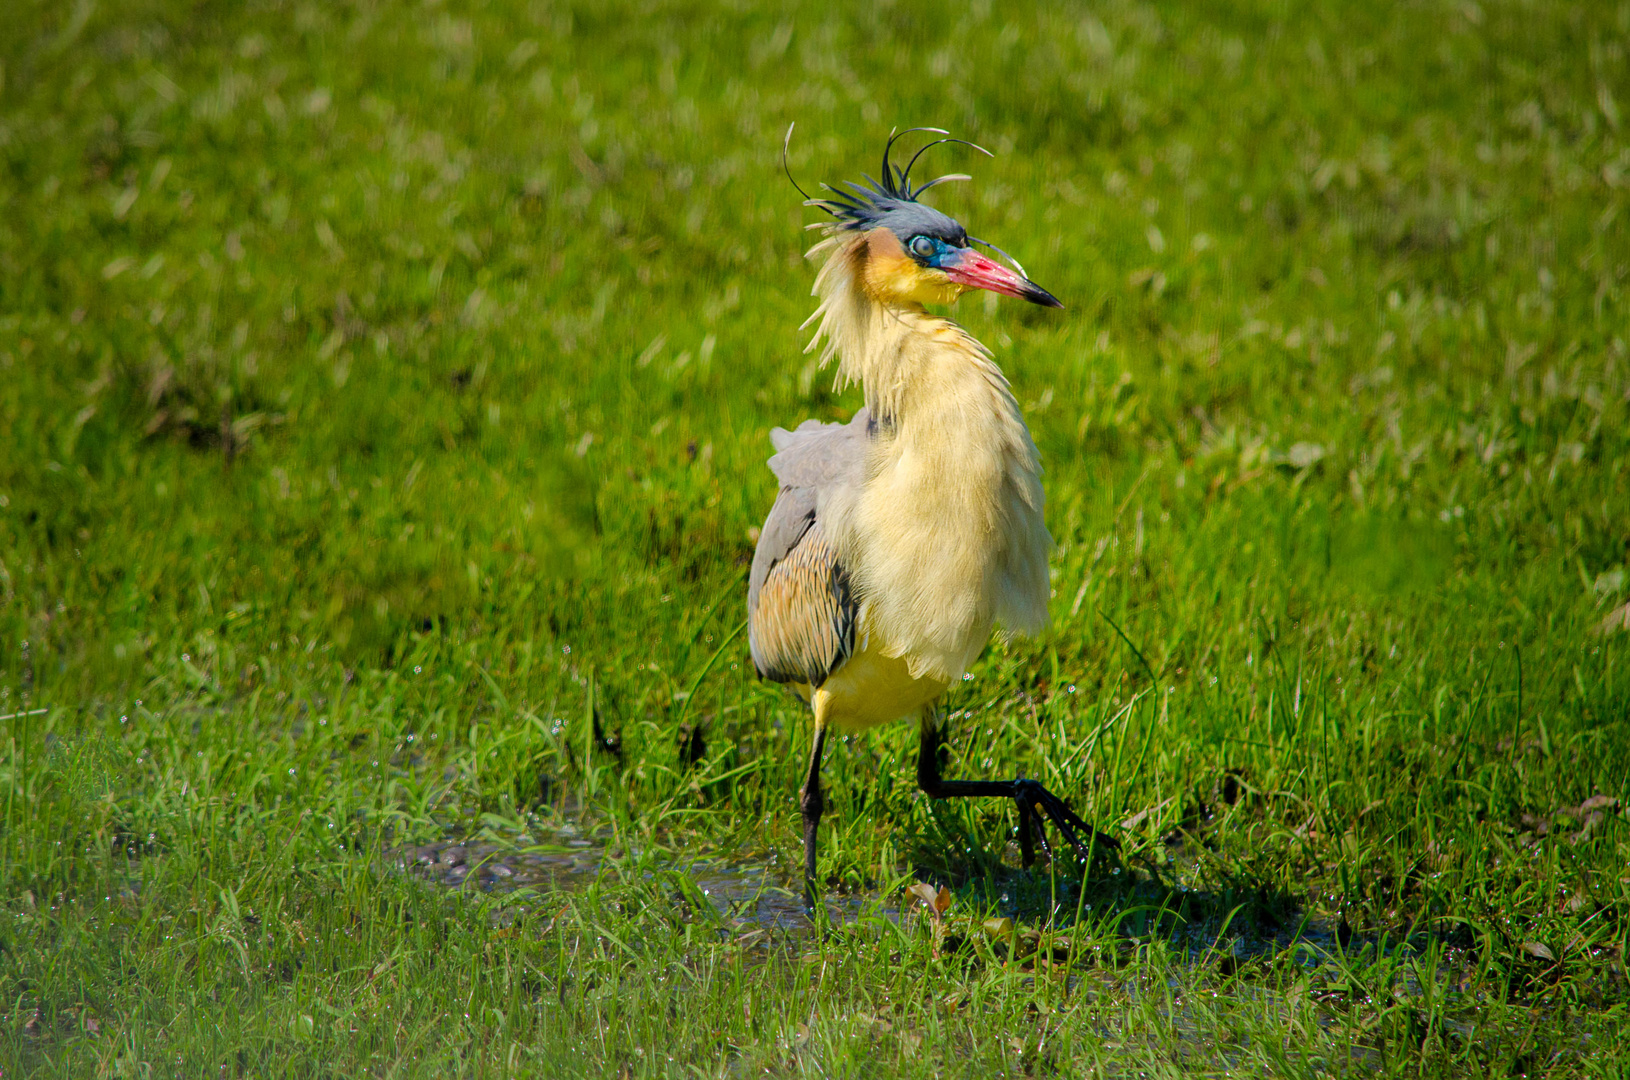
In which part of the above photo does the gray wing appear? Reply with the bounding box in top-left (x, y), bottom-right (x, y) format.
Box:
top-left (747, 408), bottom-right (871, 687)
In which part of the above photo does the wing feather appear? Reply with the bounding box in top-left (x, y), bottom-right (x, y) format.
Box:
top-left (748, 518), bottom-right (855, 686)
top-left (747, 408), bottom-right (871, 687)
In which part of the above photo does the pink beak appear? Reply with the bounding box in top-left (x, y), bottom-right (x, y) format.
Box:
top-left (942, 249), bottom-right (1062, 308)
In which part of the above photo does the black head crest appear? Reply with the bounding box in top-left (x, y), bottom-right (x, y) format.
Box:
top-left (791, 127), bottom-right (993, 244)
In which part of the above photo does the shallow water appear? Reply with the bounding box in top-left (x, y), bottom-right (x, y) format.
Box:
top-left (393, 825), bottom-right (878, 930)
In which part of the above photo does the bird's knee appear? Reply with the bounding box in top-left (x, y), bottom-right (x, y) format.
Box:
top-left (800, 782), bottom-right (824, 820)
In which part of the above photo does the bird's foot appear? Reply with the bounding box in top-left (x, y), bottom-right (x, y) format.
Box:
top-left (1010, 777), bottom-right (1119, 865)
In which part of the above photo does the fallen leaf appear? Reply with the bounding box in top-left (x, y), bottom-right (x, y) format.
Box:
top-left (1521, 941), bottom-right (1555, 962)
top-left (1284, 442), bottom-right (1326, 469)
top-left (1120, 796), bottom-right (1175, 832)
top-left (908, 882), bottom-right (952, 917)
top-left (1596, 602), bottom-right (1630, 636)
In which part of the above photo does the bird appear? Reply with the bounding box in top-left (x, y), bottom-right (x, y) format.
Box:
top-left (747, 128), bottom-right (1117, 903)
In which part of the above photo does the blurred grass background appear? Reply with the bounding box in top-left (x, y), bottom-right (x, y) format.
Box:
top-left (1, 0), bottom-right (1628, 1074)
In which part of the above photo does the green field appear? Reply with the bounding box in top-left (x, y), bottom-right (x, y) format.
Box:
top-left (3, 0), bottom-right (1629, 1074)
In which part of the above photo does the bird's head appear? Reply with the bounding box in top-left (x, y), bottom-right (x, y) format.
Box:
top-left (796, 127), bottom-right (1062, 310)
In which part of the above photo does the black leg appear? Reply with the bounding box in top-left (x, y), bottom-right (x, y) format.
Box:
top-left (917, 716), bottom-right (1117, 865)
top-left (799, 721), bottom-right (829, 911)
top-left (1017, 797), bottom-right (1037, 868)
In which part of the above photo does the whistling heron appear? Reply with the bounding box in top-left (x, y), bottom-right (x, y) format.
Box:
top-left (748, 128), bottom-right (1117, 901)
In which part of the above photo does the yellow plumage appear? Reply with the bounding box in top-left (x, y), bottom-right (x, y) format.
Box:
top-left (801, 228), bottom-right (1052, 691)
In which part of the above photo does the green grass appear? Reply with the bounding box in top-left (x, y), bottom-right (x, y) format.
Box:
top-left (3, 0), bottom-right (1629, 1074)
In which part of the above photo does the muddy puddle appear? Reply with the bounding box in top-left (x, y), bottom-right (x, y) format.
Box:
top-left (394, 824), bottom-right (868, 930)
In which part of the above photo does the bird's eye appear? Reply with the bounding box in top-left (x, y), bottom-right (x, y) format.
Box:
top-left (909, 235), bottom-right (937, 260)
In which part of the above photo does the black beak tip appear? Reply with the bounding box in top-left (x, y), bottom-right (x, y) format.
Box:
top-left (1025, 283), bottom-right (1064, 309)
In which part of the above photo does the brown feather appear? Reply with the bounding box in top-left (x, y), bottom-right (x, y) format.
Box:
top-left (748, 520), bottom-right (856, 688)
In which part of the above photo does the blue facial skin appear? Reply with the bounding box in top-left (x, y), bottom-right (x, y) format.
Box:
top-left (906, 234), bottom-right (966, 269)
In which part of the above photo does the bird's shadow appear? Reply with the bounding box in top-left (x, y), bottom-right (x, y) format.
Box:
top-left (900, 810), bottom-right (1305, 955)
